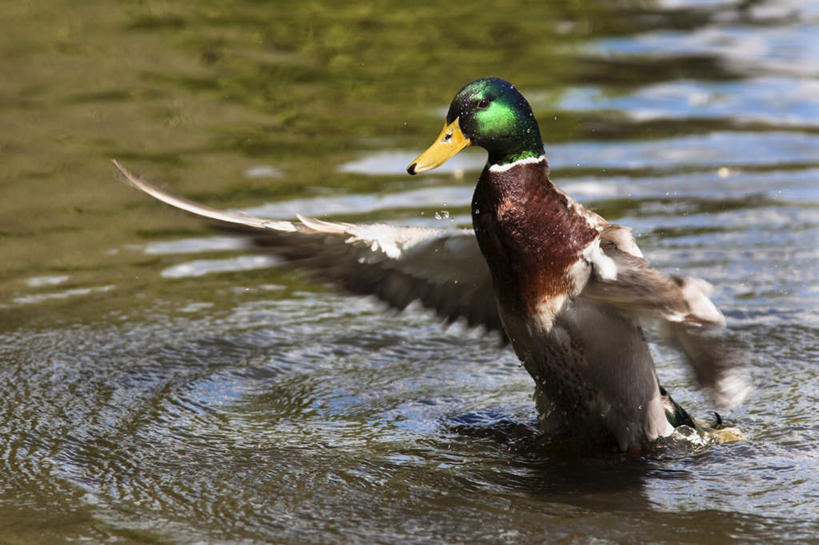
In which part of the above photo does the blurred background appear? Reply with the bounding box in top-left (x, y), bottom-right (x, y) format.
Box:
top-left (1, 1), bottom-right (817, 544)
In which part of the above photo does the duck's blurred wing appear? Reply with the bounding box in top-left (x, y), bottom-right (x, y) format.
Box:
top-left (113, 161), bottom-right (502, 335)
top-left (581, 224), bottom-right (750, 408)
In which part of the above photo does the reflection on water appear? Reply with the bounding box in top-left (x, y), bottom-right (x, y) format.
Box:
top-left (0, 0), bottom-right (817, 543)
top-left (340, 132), bottom-right (819, 174)
top-left (560, 77), bottom-right (819, 125)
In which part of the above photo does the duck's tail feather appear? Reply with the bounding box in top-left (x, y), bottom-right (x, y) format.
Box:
top-left (659, 385), bottom-right (698, 430)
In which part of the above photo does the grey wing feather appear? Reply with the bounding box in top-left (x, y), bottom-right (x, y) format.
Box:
top-left (113, 161), bottom-right (503, 335)
top-left (581, 224), bottom-right (750, 408)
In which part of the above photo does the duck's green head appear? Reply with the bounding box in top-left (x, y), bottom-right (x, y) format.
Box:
top-left (407, 78), bottom-right (544, 175)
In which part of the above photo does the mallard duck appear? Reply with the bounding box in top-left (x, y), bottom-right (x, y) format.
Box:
top-left (113, 77), bottom-right (749, 451)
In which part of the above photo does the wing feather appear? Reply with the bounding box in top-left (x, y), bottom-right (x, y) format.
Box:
top-left (113, 160), bottom-right (503, 335)
top-left (581, 223), bottom-right (750, 408)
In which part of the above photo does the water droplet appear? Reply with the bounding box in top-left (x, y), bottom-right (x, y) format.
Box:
top-left (434, 210), bottom-right (450, 220)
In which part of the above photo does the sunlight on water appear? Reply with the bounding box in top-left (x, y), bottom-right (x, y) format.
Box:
top-left (560, 77), bottom-right (819, 126)
top-left (594, 19), bottom-right (819, 76)
top-left (161, 255), bottom-right (283, 279)
top-left (339, 132), bottom-right (819, 175)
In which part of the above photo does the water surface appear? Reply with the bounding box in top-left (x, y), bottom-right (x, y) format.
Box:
top-left (1, 1), bottom-right (817, 543)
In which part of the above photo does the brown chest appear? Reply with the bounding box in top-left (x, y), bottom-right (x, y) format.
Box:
top-left (472, 162), bottom-right (598, 314)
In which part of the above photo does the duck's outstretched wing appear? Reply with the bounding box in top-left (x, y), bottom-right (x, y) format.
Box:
top-left (581, 224), bottom-right (750, 409)
top-left (113, 161), bottom-right (502, 335)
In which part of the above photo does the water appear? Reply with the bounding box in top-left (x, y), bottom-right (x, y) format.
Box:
top-left (1, 1), bottom-right (817, 543)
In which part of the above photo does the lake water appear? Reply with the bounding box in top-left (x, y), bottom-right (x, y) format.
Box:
top-left (1, 1), bottom-right (817, 543)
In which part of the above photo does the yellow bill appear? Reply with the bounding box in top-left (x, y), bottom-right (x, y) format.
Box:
top-left (407, 118), bottom-right (471, 175)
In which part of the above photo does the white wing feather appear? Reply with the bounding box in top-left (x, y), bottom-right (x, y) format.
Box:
top-left (113, 160), bottom-right (503, 333)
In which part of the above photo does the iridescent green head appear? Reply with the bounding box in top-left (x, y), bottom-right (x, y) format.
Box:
top-left (408, 78), bottom-right (544, 174)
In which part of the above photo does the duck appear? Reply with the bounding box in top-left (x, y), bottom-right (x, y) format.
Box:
top-left (113, 77), bottom-right (749, 451)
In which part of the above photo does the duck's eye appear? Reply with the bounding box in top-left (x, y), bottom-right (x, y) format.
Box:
top-left (477, 98), bottom-right (490, 109)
